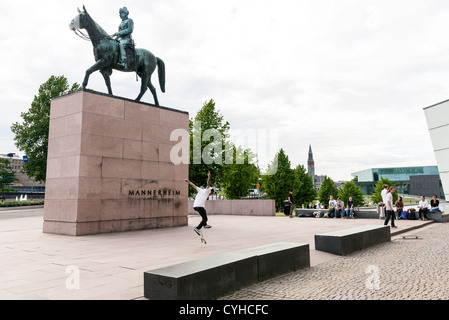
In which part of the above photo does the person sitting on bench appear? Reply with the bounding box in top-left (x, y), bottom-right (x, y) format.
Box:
top-left (430, 194), bottom-right (440, 212)
top-left (335, 198), bottom-right (345, 219)
top-left (418, 196), bottom-right (430, 220)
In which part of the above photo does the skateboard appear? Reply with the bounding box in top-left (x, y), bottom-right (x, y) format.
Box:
top-left (200, 230), bottom-right (207, 244)
top-left (195, 229), bottom-right (207, 244)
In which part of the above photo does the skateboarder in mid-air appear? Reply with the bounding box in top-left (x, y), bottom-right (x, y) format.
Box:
top-left (185, 171), bottom-right (214, 237)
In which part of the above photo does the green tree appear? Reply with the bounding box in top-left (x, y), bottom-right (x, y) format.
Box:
top-left (0, 158), bottom-right (17, 193)
top-left (371, 177), bottom-right (398, 204)
top-left (262, 148), bottom-right (296, 210)
top-left (338, 180), bottom-right (365, 207)
top-left (11, 75), bottom-right (81, 183)
top-left (221, 146), bottom-right (259, 199)
top-left (189, 99), bottom-right (230, 194)
top-left (318, 176), bottom-right (339, 208)
top-left (292, 164), bottom-right (317, 207)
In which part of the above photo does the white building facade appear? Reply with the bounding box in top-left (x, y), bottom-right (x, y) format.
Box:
top-left (424, 100), bottom-right (449, 212)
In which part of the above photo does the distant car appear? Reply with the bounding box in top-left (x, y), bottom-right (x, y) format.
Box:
top-left (248, 189), bottom-right (260, 196)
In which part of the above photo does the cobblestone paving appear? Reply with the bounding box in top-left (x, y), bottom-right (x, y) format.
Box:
top-left (220, 224), bottom-right (449, 300)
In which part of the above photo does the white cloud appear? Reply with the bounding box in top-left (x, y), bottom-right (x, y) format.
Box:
top-left (1, 0), bottom-right (446, 181)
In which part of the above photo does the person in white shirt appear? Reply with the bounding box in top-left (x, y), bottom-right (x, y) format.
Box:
top-left (381, 184), bottom-right (389, 204)
top-left (185, 171), bottom-right (215, 235)
top-left (335, 198), bottom-right (345, 219)
top-left (418, 196), bottom-right (430, 221)
top-left (384, 187), bottom-right (397, 228)
top-left (328, 195), bottom-right (337, 218)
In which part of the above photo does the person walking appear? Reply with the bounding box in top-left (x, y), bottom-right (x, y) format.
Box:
top-left (384, 186), bottom-right (397, 228)
top-left (185, 171), bottom-right (214, 236)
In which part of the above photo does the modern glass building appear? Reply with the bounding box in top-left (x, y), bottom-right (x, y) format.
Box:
top-left (352, 166), bottom-right (444, 198)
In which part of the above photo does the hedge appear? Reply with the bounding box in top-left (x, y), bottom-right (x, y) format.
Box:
top-left (0, 200), bottom-right (45, 207)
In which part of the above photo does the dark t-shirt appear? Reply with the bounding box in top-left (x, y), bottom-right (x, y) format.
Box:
top-left (431, 199), bottom-right (439, 208)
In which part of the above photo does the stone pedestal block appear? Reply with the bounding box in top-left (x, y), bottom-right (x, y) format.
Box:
top-left (43, 90), bottom-right (189, 236)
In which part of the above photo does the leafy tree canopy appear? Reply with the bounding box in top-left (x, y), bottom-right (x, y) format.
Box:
top-left (338, 180), bottom-right (365, 207)
top-left (0, 158), bottom-right (18, 193)
top-left (371, 177), bottom-right (398, 204)
top-left (188, 99), bottom-right (230, 194)
top-left (11, 75), bottom-right (80, 183)
top-left (262, 148), bottom-right (296, 209)
top-left (317, 176), bottom-right (339, 208)
top-left (221, 146), bottom-right (259, 199)
top-left (292, 164), bottom-right (316, 207)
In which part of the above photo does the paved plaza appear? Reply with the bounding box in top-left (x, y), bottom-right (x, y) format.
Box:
top-left (221, 223), bottom-right (449, 300)
top-left (0, 206), bottom-right (444, 300)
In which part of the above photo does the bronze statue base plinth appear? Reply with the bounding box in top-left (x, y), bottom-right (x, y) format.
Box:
top-left (43, 90), bottom-right (189, 236)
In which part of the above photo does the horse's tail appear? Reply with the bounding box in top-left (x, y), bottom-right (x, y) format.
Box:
top-left (157, 57), bottom-right (165, 93)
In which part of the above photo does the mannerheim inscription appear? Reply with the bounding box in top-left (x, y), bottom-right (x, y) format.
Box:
top-left (128, 188), bottom-right (181, 199)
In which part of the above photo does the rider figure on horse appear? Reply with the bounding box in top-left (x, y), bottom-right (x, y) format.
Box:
top-left (113, 7), bottom-right (134, 69)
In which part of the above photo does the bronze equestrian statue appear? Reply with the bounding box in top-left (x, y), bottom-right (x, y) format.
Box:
top-left (69, 6), bottom-right (165, 106)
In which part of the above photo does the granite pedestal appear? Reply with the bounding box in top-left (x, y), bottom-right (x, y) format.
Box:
top-left (43, 90), bottom-right (189, 236)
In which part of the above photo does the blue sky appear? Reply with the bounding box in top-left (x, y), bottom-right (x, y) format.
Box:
top-left (1, 0), bottom-right (447, 180)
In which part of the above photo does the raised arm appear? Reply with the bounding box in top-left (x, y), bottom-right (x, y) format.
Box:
top-left (207, 171), bottom-right (211, 188)
top-left (185, 179), bottom-right (198, 191)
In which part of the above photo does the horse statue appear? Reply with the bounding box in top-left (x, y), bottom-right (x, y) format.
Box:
top-left (69, 6), bottom-right (165, 106)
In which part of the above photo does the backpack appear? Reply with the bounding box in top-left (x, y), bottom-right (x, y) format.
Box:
top-left (401, 211), bottom-right (407, 220)
top-left (407, 209), bottom-right (417, 220)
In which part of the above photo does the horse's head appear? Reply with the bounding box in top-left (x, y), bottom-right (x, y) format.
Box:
top-left (69, 6), bottom-right (89, 31)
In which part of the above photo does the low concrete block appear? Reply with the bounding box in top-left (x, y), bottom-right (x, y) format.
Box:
top-left (188, 199), bottom-right (275, 216)
top-left (237, 242), bottom-right (310, 281)
top-left (427, 211), bottom-right (449, 223)
top-left (315, 225), bottom-right (391, 256)
top-left (144, 242), bottom-right (310, 300)
top-left (144, 252), bottom-right (258, 300)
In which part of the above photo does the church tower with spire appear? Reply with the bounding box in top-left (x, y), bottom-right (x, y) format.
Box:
top-left (307, 144), bottom-right (315, 181)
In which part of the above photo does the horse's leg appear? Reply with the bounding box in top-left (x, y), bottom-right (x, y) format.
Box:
top-left (147, 77), bottom-right (159, 106)
top-left (136, 72), bottom-right (149, 102)
top-left (82, 60), bottom-right (107, 89)
top-left (100, 69), bottom-right (113, 95)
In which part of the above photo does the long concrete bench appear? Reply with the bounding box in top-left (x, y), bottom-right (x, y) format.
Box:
top-left (143, 242), bottom-right (310, 300)
top-left (314, 225), bottom-right (391, 256)
top-left (427, 211), bottom-right (449, 223)
top-left (236, 242), bottom-right (310, 282)
top-left (294, 208), bottom-right (379, 219)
